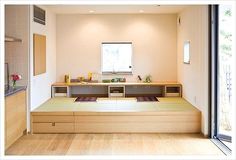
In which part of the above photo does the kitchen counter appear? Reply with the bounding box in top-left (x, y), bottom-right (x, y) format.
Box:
top-left (5, 86), bottom-right (27, 97)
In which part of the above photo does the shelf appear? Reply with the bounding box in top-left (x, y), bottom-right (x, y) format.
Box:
top-left (52, 86), bottom-right (69, 97)
top-left (5, 35), bottom-right (22, 42)
top-left (52, 83), bottom-right (182, 98)
top-left (108, 85), bottom-right (125, 98)
top-left (165, 85), bottom-right (181, 97)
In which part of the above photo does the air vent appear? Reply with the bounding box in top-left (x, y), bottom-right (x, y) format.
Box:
top-left (33, 5), bottom-right (45, 25)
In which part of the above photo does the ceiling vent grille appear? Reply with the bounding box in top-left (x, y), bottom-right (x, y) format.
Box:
top-left (33, 5), bottom-right (45, 25)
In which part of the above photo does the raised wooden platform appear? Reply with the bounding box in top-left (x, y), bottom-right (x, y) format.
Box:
top-left (31, 97), bottom-right (201, 133)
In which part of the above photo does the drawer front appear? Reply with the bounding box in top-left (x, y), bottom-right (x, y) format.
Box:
top-left (33, 116), bottom-right (74, 123)
top-left (75, 115), bottom-right (200, 123)
top-left (33, 123), bottom-right (74, 133)
top-left (75, 122), bottom-right (200, 133)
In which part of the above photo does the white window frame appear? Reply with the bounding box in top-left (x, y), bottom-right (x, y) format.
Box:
top-left (101, 42), bottom-right (133, 75)
top-left (183, 41), bottom-right (190, 64)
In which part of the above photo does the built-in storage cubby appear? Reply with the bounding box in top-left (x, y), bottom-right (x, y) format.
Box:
top-left (108, 85), bottom-right (125, 97)
top-left (70, 86), bottom-right (108, 97)
top-left (125, 85), bottom-right (164, 97)
top-left (52, 86), bottom-right (69, 97)
top-left (165, 85), bottom-right (182, 97)
top-left (52, 82), bottom-right (182, 98)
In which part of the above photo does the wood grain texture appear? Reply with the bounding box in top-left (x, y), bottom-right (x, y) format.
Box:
top-left (5, 133), bottom-right (224, 155)
top-left (33, 123), bottom-right (74, 133)
top-left (32, 115), bottom-right (74, 123)
top-left (74, 114), bottom-right (200, 133)
top-left (32, 113), bottom-right (201, 133)
top-left (74, 122), bottom-right (201, 133)
top-left (32, 112), bottom-right (201, 133)
top-left (74, 115), bottom-right (200, 123)
top-left (5, 90), bottom-right (27, 149)
top-left (32, 112), bottom-right (74, 116)
top-left (165, 84), bottom-right (182, 97)
top-left (52, 82), bottom-right (182, 86)
top-left (33, 34), bottom-right (46, 76)
top-left (73, 111), bottom-right (200, 116)
top-left (31, 97), bottom-right (201, 134)
top-left (52, 82), bottom-right (182, 98)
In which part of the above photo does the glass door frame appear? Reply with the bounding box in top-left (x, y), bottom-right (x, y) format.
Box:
top-left (210, 4), bottom-right (232, 147)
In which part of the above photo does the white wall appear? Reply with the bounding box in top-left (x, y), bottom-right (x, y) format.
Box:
top-left (56, 14), bottom-right (177, 82)
top-left (30, 5), bottom-right (56, 111)
top-left (177, 6), bottom-right (209, 135)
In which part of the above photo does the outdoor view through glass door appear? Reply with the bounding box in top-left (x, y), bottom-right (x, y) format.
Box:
top-left (217, 4), bottom-right (232, 149)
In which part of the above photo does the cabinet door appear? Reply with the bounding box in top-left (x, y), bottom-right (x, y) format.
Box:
top-left (5, 94), bottom-right (17, 148)
top-left (16, 91), bottom-right (27, 134)
top-left (5, 90), bottom-right (26, 149)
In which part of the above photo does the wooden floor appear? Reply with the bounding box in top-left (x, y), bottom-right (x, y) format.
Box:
top-left (6, 133), bottom-right (224, 155)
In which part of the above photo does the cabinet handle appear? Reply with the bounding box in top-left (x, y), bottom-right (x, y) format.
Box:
top-left (52, 122), bottom-right (55, 126)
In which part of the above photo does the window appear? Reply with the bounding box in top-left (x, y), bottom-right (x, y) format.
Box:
top-left (101, 42), bottom-right (132, 74)
top-left (183, 41), bottom-right (190, 64)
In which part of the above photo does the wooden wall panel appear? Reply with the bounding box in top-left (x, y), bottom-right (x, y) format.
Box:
top-left (33, 34), bottom-right (46, 75)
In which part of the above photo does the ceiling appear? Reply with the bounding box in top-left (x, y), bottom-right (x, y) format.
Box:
top-left (46, 5), bottom-right (188, 14)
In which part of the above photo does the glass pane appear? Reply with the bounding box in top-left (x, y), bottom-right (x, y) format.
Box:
top-left (183, 41), bottom-right (190, 64)
top-left (102, 43), bottom-right (132, 73)
top-left (217, 5), bottom-right (232, 147)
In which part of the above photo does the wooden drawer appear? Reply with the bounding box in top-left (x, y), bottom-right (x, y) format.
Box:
top-left (32, 123), bottom-right (74, 133)
top-left (75, 115), bottom-right (200, 123)
top-left (32, 115), bottom-right (74, 123)
top-left (74, 122), bottom-right (200, 133)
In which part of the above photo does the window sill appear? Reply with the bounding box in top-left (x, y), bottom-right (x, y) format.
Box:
top-left (102, 72), bottom-right (133, 75)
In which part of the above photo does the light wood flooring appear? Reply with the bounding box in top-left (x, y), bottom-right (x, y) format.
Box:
top-left (5, 133), bottom-right (224, 155)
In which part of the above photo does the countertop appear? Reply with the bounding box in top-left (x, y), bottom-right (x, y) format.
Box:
top-left (5, 86), bottom-right (27, 97)
top-left (52, 82), bottom-right (182, 86)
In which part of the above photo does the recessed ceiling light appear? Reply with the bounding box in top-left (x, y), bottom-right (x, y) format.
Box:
top-left (139, 10), bottom-right (144, 13)
top-left (89, 10), bottom-right (94, 13)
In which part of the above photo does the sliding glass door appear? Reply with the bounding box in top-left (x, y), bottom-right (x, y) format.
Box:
top-left (211, 4), bottom-right (233, 150)
top-left (217, 5), bottom-right (232, 147)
